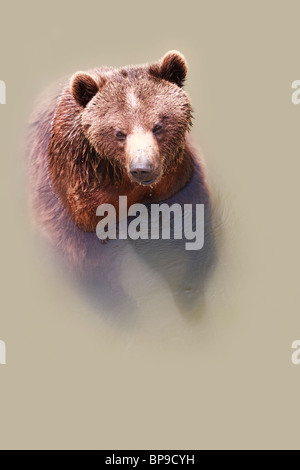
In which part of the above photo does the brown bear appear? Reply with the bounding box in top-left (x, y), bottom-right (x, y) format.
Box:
top-left (28, 51), bottom-right (214, 311)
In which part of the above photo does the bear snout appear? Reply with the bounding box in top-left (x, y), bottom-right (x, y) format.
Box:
top-left (128, 150), bottom-right (161, 185)
top-left (129, 159), bottom-right (154, 184)
top-left (126, 132), bottom-right (161, 185)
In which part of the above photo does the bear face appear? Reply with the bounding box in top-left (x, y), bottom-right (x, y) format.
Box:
top-left (47, 51), bottom-right (195, 232)
top-left (74, 56), bottom-right (192, 185)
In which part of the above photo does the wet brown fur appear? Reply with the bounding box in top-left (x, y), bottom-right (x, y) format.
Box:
top-left (28, 52), bottom-right (210, 267)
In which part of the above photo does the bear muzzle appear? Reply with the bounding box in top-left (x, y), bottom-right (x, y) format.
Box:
top-left (126, 132), bottom-right (161, 185)
top-left (129, 159), bottom-right (155, 185)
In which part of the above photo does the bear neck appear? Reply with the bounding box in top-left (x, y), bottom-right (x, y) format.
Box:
top-left (48, 142), bottom-right (193, 233)
top-left (75, 148), bottom-right (193, 232)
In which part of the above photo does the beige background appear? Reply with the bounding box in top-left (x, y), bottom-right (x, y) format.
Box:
top-left (0, 0), bottom-right (300, 450)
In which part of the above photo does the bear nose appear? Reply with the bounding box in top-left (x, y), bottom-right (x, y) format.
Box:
top-left (130, 162), bottom-right (154, 183)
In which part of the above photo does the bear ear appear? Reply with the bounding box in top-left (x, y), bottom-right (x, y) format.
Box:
top-left (149, 50), bottom-right (188, 87)
top-left (70, 72), bottom-right (102, 107)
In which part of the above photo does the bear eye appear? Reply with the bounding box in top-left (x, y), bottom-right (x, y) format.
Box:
top-left (115, 130), bottom-right (127, 142)
top-left (152, 123), bottom-right (163, 135)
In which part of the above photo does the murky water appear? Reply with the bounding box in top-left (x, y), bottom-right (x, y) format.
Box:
top-left (32, 185), bottom-right (233, 347)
